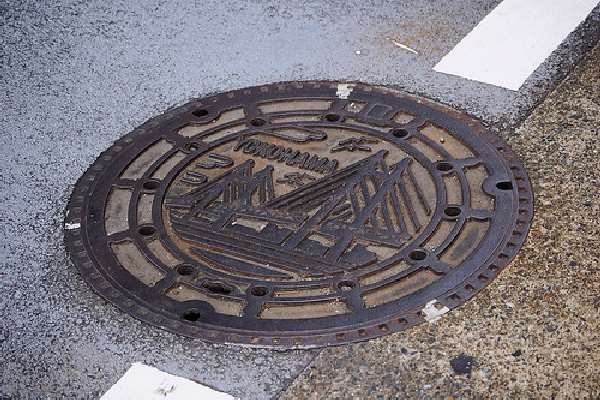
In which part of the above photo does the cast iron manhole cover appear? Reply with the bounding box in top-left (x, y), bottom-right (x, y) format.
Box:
top-left (65, 82), bottom-right (533, 348)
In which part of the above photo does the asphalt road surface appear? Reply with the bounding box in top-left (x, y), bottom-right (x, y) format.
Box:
top-left (1, 1), bottom-right (599, 398)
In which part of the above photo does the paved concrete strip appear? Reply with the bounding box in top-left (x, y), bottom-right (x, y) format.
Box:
top-left (434, 0), bottom-right (599, 90)
top-left (101, 363), bottom-right (237, 400)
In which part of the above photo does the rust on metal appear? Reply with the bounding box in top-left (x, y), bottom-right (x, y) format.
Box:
top-left (64, 82), bottom-right (533, 348)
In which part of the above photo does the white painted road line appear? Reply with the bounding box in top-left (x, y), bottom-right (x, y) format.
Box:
top-left (434, 0), bottom-right (599, 90)
top-left (101, 363), bottom-right (237, 400)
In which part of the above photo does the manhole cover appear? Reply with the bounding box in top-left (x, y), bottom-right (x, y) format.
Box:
top-left (65, 82), bottom-right (533, 348)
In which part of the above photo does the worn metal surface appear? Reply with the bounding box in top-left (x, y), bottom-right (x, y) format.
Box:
top-left (65, 82), bottom-right (533, 348)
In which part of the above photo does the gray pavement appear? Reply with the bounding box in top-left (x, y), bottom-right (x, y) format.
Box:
top-left (1, 0), bottom-right (599, 398)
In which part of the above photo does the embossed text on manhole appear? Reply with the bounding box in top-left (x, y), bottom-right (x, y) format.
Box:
top-left (65, 82), bottom-right (533, 348)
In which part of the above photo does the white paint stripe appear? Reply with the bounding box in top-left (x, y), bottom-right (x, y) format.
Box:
top-left (434, 0), bottom-right (598, 90)
top-left (101, 363), bottom-right (237, 400)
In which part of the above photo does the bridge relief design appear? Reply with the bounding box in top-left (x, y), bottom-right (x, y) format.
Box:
top-left (167, 150), bottom-right (430, 278)
top-left (276, 172), bottom-right (316, 188)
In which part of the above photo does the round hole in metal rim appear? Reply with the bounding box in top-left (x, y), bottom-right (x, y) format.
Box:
top-left (182, 309), bottom-right (201, 321)
top-left (338, 281), bottom-right (356, 291)
top-left (436, 161), bottom-right (454, 172)
top-left (142, 180), bottom-right (160, 190)
top-left (250, 118), bottom-right (266, 127)
top-left (324, 113), bottom-right (341, 122)
top-left (250, 286), bottom-right (268, 296)
top-left (496, 181), bottom-right (514, 190)
top-left (138, 226), bottom-right (156, 236)
top-left (192, 109), bottom-right (209, 118)
top-left (176, 264), bottom-right (194, 276)
top-left (390, 128), bottom-right (409, 138)
top-left (408, 249), bottom-right (427, 261)
top-left (444, 206), bottom-right (462, 217)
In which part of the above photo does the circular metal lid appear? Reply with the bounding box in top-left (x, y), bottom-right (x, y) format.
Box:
top-left (65, 82), bottom-right (533, 348)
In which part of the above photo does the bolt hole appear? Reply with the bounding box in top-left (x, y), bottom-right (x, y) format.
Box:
top-left (250, 118), bottom-right (266, 127)
top-left (408, 249), bottom-right (427, 261)
top-left (138, 226), bottom-right (156, 236)
top-left (390, 128), bottom-right (409, 138)
top-left (176, 264), bottom-right (194, 276)
top-left (496, 181), bottom-right (513, 190)
top-left (142, 180), bottom-right (160, 190)
top-left (202, 281), bottom-right (232, 295)
top-left (338, 281), bottom-right (356, 291)
top-left (444, 206), bottom-right (462, 218)
top-left (250, 286), bottom-right (268, 296)
top-left (182, 309), bottom-right (201, 321)
top-left (324, 114), bottom-right (340, 122)
top-left (192, 109), bottom-right (209, 118)
top-left (436, 162), bottom-right (454, 172)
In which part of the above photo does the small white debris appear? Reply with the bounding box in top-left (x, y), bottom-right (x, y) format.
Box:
top-left (64, 222), bottom-right (81, 230)
top-left (421, 300), bottom-right (449, 323)
top-left (354, 50), bottom-right (362, 55)
top-left (505, 301), bottom-right (515, 308)
top-left (387, 37), bottom-right (419, 55)
top-left (336, 84), bottom-right (354, 99)
top-left (101, 363), bottom-right (237, 400)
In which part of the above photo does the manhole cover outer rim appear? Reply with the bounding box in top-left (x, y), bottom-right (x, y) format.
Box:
top-left (64, 81), bottom-right (534, 348)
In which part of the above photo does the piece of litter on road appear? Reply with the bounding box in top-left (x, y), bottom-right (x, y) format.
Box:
top-left (421, 300), bottom-right (449, 323)
top-left (64, 222), bottom-right (81, 230)
top-left (336, 84), bottom-right (354, 99)
top-left (101, 363), bottom-right (237, 400)
top-left (387, 38), bottom-right (419, 55)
